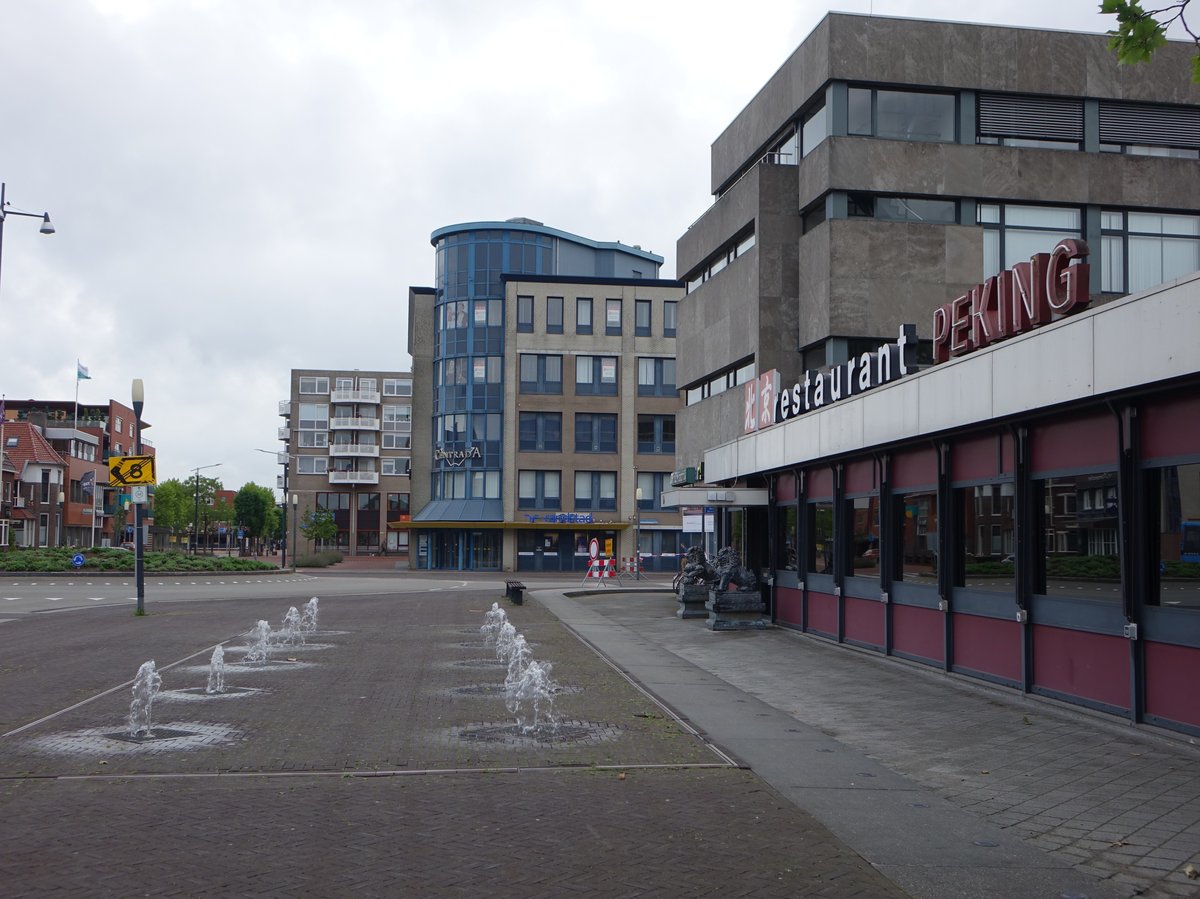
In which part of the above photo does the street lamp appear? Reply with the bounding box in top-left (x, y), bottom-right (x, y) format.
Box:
top-left (254, 447), bottom-right (294, 570)
top-left (131, 379), bottom-right (145, 615)
top-left (0, 182), bottom-right (55, 298)
top-left (635, 485), bottom-right (643, 580)
top-left (191, 462), bottom-right (222, 555)
top-left (57, 490), bottom-right (66, 547)
top-left (292, 493), bottom-right (299, 572)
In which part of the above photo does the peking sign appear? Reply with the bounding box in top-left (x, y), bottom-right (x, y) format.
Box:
top-left (743, 238), bottom-right (1091, 435)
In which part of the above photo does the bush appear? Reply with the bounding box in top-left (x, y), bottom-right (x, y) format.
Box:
top-left (0, 547), bottom-right (275, 573)
top-left (294, 550), bottom-right (343, 568)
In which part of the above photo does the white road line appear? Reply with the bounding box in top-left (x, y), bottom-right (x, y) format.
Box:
top-left (47, 597), bottom-right (61, 602)
top-left (4, 597), bottom-right (18, 601)
top-left (89, 597), bottom-right (104, 602)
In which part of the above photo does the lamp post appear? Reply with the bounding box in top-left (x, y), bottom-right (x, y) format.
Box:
top-left (0, 182), bottom-right (55, 298)
top-left (131, 379), bottom-right (145, 615)
top-left (190, 462), bottom-right (222, 555)
top-left (292, 493), bottom-right (299, 571)
top-left (254, 447), bottom-right (294, 570)
top-left (57, 490), bottom-right (66, 547)
top-left (634, 485), bottom-right (643, 580)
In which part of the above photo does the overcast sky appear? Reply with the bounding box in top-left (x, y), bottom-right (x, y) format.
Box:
top-left (0, 0), bottom-right (1149, 493)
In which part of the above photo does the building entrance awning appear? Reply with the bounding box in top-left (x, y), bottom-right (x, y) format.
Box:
top-left (660, 487), bottom-right (769, 509)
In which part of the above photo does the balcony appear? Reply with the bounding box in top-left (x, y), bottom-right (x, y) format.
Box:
top-left (329, 470), bottom-right (379, 485)
top-left (278, 400), bottom-right (291, 417)
top-left (329, 444), bottom-right (380, 458)
top-left (329, 417), bottom-right (380, 431)
top-left (277, 426), bottom-right (290, 441)
top-left (331, 388), bottom-right (381, 404)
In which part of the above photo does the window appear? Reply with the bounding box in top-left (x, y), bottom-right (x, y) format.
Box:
top-left (383, 378), bottom-right (412, 397)
top-left (849, 495), bottom-right (881, 578)
top-left (1033, 473), bottom-right (1120, 600)
top-left (683, 359), bottom-right (755, 407)
top-left (1147, 463), bottom-right (1200, 608)
top-left (1099, 100), bottom-right (1200, 156)
top-left (636, 472), bottom-right (669, 511)
top-left (115, 417), bottom-right (123, 433)
top-left (637, 357), bottom-right (676, 397)
top-left (575, 356), bottom-right (618, 396)
top-left (382, 404), bottom-right (411, 449)
top-left (387, 493), bottom-right (410, 516)
top-left (808, 501), bottom-right (835, 574)
top-left (636, 415), bottom-right (675, 454)
top-left (518, 470), bottom-right (561, 510)
top-left (849, 88), bottom-right (956, 142)
top-left (801, 101), bottom-right (828, 157)
top-left (663, 301), bottom-right (677, 337)
top-left (976, 93), bottom-right (1083, 150)
top-left (956, 483), bottom-right (1016, 593)
top-left (297, 455), bottom-right (328, 475)
top-left (848, 195), bottom-right (957, 224)
top-left (316, 492), bottom-right (350, 511)
top-left (575, 413), bottom-right (617, 453)
top-left (776, 504), bottom-right (799, 570)
top-left (635, 300), bottom-right (651, 336)
top-left (576, 297), bottom-right (593, 335)
top-left (336, 377), bottom-right (354, 391)
top-left (684, 230), bottom-right (756, 293)
top-left (516, 295), bottom-right (533, 332)
top-left (519, 354), bottom-right (563, 395)
top-left (575, 471), bottom-right (616, 511)
top-left (978, 204), bottom-right (1082, 280)
top-left (299, 376), bottom-right (329, 395)
top-left (519, 412), bottom-right (562, 452)
top-left (357, 492), bottom-right (380, 512)
top-left (381, 457), bottom-right (411, 476)
top-left (893, 490), bottom-right (937, 583)
top-left (547, 296), bottom-right (563, 334)
top-left (606, 299), bottom-right (622, 335)
top-left (1101, 210), bottom-right (1200, 294)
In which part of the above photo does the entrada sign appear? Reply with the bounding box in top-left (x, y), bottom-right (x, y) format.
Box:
top-left (434, 446), bottom-right (481, 466)
top-left (932, 238), bottom-right (1090, 362)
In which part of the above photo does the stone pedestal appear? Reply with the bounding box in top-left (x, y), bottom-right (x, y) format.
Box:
top-left (677, 584), bottom-right (709, 619)
top-left (705, 590), bottom-right (768, 631)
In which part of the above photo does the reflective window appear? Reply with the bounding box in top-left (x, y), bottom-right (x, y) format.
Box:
top-left (1034, 473), bottom-right (1120, 600)
top-left (606, 299), bottom-right (623, 335)
top-left (849, 495), bottom-right (881, 578)
top-left (1101, 210), bottom-right (1200, 294)
top-left (519, 354), bottom-right (563, 395)
top-left (635, 300), bottom-right (651, 336)
top-left (636, 415), bottom-right (675, 454)
top-left (519, 412), bottom-right (562, 452)
top-left (956, 484), bottom-right (1015, 593)
top-left (1147, 463), bottom-right (1200, 609)
top-left (576, 297), bottom-right (593, 335)
top-left (776, 504), bottom-right (798, 570)
top-left (637, 357), bottom-right (676, 397)
top-left (979, 204), bottom-right (1082, 279)
top-left (663, 301), bottom-right (678, 337)
top-left (808, 500), bottom-right (835, 574)
top-left (547, 296), bottom-right (563, 334)
top-left (575, 413), bottom-right (617, 453)
top-left (894, 490), bottom-right (937, 584)
top-left (849, 88), bottom-right (956, 142)
top-left (517, 295), bottom-right (533, 332)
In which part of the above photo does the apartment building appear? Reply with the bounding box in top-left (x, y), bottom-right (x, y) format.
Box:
top-left (407, 219), bottom-right (684, 572)
top-left (279, 369), bottom-right (413, 557)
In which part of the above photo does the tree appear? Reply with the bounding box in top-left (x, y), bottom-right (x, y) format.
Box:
top-left (187, 474), bottom-right (223, 550)
top-left (234, 483), bottom-right (279, 547)
top-left (298, 508), bottom-right (337, 551)
top-left (1102, 0), bottom-right (1200, 82)
top-left (150, 479), bottom-right (191, 545)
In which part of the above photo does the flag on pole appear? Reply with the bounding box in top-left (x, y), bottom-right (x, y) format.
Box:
top-left (77, 360), bottom-right (91, 380)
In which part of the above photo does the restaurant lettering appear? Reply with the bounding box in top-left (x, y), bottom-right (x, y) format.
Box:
top-left (434, 446), bottom-right (481, 466)
top-left (932, 239), bottom-right (1090, 363)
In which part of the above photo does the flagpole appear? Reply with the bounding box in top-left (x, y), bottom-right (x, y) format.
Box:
top-left (74, 359), bottom-right (80, 430)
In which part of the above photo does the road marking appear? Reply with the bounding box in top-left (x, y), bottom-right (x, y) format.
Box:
top-left (47, 597), bottom-right (61, 602)
top-left (89, 597), bottom-right (104, 602)
top-left (4, 597), bottom-right (18, 601)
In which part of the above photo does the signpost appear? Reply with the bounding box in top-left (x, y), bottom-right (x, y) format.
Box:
top-left (108, 455), bottom-right (157, 488)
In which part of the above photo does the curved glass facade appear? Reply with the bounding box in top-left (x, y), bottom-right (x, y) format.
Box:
top-left (431, 229), bottom-right (556, 503)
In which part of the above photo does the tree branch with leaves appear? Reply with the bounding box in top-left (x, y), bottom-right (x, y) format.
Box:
top-left (1102, 0), bottom-right (1200, 81)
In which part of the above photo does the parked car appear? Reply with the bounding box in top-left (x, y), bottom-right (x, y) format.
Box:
top-left (119, 542), bottom-right (136, 552)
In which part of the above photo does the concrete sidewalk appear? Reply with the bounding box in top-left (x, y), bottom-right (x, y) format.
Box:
top-left (535, 586), bottom-right (1200, 898)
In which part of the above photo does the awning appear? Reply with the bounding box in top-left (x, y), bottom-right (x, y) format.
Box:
top-left (411, 499), bottom-right (504, 523)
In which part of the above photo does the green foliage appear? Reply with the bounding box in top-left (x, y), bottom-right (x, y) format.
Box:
top-left (1101, 0), bottom-right (1200, 82)
top-left (0, 547), bottom-right (275, 573)
top-left (299, 508), bottom-right (338, 547)
top-left (150, 479), bottom-right (191, 534)
top-left (293, 550), bottom-right (344, 568)
top-left (234, 483), bottom-right (278, 539)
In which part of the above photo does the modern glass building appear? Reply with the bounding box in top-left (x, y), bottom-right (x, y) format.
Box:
top-left (407, 218), bottom-right (679, 571)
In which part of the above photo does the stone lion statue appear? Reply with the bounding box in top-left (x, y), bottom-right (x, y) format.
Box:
top-left (715, 546), bottom-right (759, 593)
top-left (680, 545), bottom-right (716, 586)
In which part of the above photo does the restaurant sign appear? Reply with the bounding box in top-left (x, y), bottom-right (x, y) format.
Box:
top-left (434, 446), bottom-right (481, 466)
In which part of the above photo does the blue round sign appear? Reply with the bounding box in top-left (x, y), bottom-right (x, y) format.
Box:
top-left (72, 553), bottom-right (86, 568)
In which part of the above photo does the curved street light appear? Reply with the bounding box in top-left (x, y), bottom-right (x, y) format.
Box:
top-left (190, 462), bottom-right (222, 555)
top-left (255, 447), bottom-right (297, 570)
top-left (0, 182), bottom-right (55, 297)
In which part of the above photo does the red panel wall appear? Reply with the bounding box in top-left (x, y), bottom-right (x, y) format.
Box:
top-left (893, 604), bottom-right (945, 663)
top-left (892, 448), bottom-right (937, 489)
top-left (844, 595), bottom-right (883, 647)
top-left (845, 459), bottom-right (876, 495)
top-left (952, 614), bottom-right (1021, 682)
top-left (807, 467), bottom-right (833, 499)
top-left (776, 472), bottom-right (798, 502)
top-left (1031, 412), bottom-right (1117, 473)
top-left (807, 591), bottom-right (838, 636)
top-left (1031, 625), bottom-right (1130, 710)
top-left (1144, 641), bottom-right (1200, 728)
top-left (1142, 392), bottom-right (1200, 461)
top-left (953, 432), bottom-right (1013, 481)
top-left (775, 586), bottom-right (802, 627)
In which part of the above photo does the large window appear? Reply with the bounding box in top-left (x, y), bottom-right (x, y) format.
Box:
top-left (848, 88), bottom-right (956, 142)
top-left (576, 356), bottom-right (618, 396)
top-left (1033, 473), bottom-right (1120, 600)
top-left (297, 455), bottom-right (328, 475)
top-left (575, 413), bottom-right (617, 453)
top-left (381, 457), bottom-right (411, 476)
top-left (382, 404), bottom-right (411, 449)
top-left (894, 490), bottom-right (937, 584)
top-left (848, 495), bottom-right (881, 579)
top-left (1147, 463), bottom-right (1200, 609)
top-left (637, 357), bottom-right (676, 397)
top-left (979, 204), bottom-right (1082, 279)
top-left (299, 377), bottom-right (329, 394)
top-left (518, 470), bottom-right (561, 510)
top-left (606, 299), bottom-right (623, 335)
top-left (576, 297), bottom-right (593, 335)
top-left (636, 472), bottom-right (669, 511)
top-left (575, 471), bottom-right (616, 511)
top-left (776, 504), bottom-right (798, 570)
top-left (547, 296), bottom-right (563, 334)
top-left (956, 484), bottom-right (1016, 593)
top-left (848, 195), bottom-right (957, 224)
top-left (519, 412), bottom-right (562, 452)
top-left (1101, 211), bottom-right (1200, 295)
top-left (808, 500), bottom-right (835, 574)
top-left (382, 378), bottom-right (412, 397)
top-left (636, 415), bottom-right (675, 454)
top-left (519, 354), bottom-right (563, 395)
top-left (297, 402), bottom-right (329, 448)
top-left (635, 300), bottom-right (651, 336)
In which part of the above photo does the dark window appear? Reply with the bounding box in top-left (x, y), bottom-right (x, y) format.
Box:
top-left (636, 415), bottom-right (675, 454)
top-left (519, 412), bottom-right (562, 452)
top-left (808, 501), bottom-right (835, 574)
top-left (776, 504), bottom-right (798, 570)
top-left (893, 489), bottom-right (937, 583)
top-left (955, 484), bottom-right (1016, 593)
top-left (848, 87), bottom-right (956, 142)
top-left (635, 300), bottom-right (651, 336)
top-left (575, 413), bottom-right (617, 453)
top-left (1033, 473), bottom-right (1120, 600)
top-left (519, 354), bottom-right (563, 395)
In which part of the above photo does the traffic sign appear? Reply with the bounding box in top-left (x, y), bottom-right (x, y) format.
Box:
top-left (72, 553), bottom-right (85, 568)
top-left (109, 455), bottom-right (156, 487)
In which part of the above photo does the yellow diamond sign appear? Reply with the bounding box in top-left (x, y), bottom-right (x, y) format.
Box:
top-left (108, 455), bottom-right (157, 487)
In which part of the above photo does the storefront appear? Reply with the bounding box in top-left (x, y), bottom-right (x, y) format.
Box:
top-left (702, 257), bottom-right (1200, 736)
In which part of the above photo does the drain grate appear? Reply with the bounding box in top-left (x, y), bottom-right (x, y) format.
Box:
top-left (452, 719), bottom-right (621, 746)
